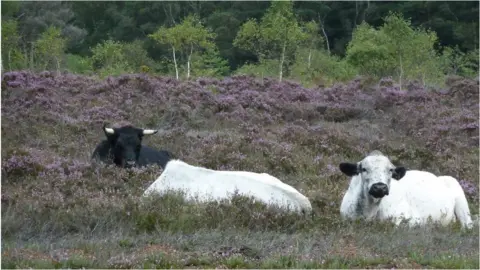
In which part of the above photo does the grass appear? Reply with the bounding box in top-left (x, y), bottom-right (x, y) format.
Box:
top-left (1, 71), bottom-right (479, 269)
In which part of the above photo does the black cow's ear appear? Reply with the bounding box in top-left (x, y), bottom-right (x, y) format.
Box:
top-left (392, 166), bottom-right (407, 180)
top-left (339, 162), bottom-right (359, 177)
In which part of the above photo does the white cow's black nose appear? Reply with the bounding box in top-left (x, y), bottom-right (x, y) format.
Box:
top-left (369, 183), bottom-right (389, 198)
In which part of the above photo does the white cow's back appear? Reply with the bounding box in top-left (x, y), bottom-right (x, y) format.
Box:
top-left (377, 170), bottom-right (471, 227)
top-left (143, 160), bottom-right (312, 213)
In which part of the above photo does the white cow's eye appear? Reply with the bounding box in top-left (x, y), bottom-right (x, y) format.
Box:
top-left (361, 168), bottom-right (367, 173)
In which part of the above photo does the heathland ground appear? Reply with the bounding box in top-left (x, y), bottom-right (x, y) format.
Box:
top-left (1, 71), bottom-right (479, 268)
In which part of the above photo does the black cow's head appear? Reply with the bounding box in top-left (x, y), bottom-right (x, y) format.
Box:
top-left (103, 124), bottom-right (158, 168)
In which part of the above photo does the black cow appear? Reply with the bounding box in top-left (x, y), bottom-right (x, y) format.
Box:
top-left (91, 124), bottom-right (173, 169)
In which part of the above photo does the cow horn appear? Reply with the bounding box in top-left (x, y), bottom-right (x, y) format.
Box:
top-left (104, 127), bottom-right (115, 134)
top-left (142, 129), bottom-right (158, 135)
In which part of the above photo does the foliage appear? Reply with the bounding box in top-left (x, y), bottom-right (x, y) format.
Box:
top-left (149, 14), bottom-right (218, 80)
top-left (1, 1), bottom-right (478, 73)
top-left (0, 1), bottom-right (478, 86)
top-left (148, 24), bottom-right (183, 79)
top-left (345, 22), bottom-right (394, 78)
top-left (234, 0), bottom-right (306, 81)
top-left (346, 12), bottom-right (445, 87)
top-left (302, 21), bottom-right (324, 51)
top-left (299, 20), bottom-right (325, 70)
top-left (1, 19), bottom-right (25, 71)
top-left (233, 18), bottom-right (260, 56)
top-left (381, 12), bottom-right (444, 86)
top-left (190, 47), bottom-right (230, 78)
top-left (176, 14), bottom-right (217, 79)
top-left (290, 48), bottom-right (358, 87)
top-left (441, 46), bottom-right (479, 78)
top-left (34, 26), bottom-right (68, 72)
top-left (234, 59), bottom-right (280, 79)
top-left (121, 40), bottom-right (157, 73)
top-left (64, 54), bottom-right (93, 75)
top-left (13, 1), bottom-right (87, 52)
top-left (90, 40), bottom-right (133, 78)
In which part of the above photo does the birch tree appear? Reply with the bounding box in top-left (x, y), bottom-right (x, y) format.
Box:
top-left (177, 15), bottom-right (216, 79)
top-left (1, 19), bottom-right (25, 71)
top-left (149, 14), bottom-right (217, 80)
top-left (234, 0), bottom-right (305, 82)
top-left (302, 20), bottom-right (324, 69)
top-left (149, 26), bottom-right (182, 80)
top-left (35, 26), bottom-right (67, 74)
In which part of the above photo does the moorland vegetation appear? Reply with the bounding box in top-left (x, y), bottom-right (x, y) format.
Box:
top-left (1, 1), bottom-right (479, 269)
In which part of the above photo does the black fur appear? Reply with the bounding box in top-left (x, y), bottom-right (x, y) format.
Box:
top-left (91, 124), bottom-right (173, 169)
top-left (339, 162), bottom-right (359, 176)
top-left (392, 166), bottom-right (407, 180)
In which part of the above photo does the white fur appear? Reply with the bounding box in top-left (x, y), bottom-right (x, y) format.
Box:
top-left (142, 129), bottom-right (158, 135)
top-left (143, 159), bottom-right (312, 213)
top-left (340, 153), bottom-right (473, 229)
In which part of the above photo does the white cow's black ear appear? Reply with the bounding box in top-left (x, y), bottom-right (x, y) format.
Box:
top-left (339, 163), bottom-right (359, 176)
top-left (392, 166), bottom-right (407, 180)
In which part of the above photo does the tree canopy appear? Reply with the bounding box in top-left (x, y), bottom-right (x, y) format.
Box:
top-left (1, 0), bottom-right (478, 84)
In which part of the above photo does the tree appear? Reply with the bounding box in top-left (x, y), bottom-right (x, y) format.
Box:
top-left (149, 14), bottom-right (218, 80)
top-left (441, 46), bottom-right (479, 78)
top-left (345, 22), bottom-right (395, 78)
top-left (35, 26), bottom-right (67, 74)
top-left (190, 46), bottom-right (230, 78)
top-left (177, 15), bottom-right (217, 79)
top-left (346, 12), bottom-right (444, 87)
top-left (381, 12), bottom-right (415, 89)
top-left (302, 20), bottom-right (324, 69)
top-left (234, 0), bottom-right (305, 82)
top-left (90, 40), bottom-right (132, 77)
top-left (149, 25), bottom-right (182, 79)
top-left (17, 2), bottom-right (87, 53)
top-left (381, 12), bottom-right (443, 87)
top-left (1, 19), bottom-right (25, 71)
top-left (122, 40), bottom-right (156, 72)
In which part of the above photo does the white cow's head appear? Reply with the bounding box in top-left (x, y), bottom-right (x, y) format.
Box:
top-left (339, 150), bottom-right (407, 199)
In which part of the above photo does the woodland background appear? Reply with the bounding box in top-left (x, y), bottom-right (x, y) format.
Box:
top-left (2, 1), bottom-right (479, 86)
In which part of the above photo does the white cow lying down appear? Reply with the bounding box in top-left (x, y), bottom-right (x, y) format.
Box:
top-left (143, 159), bottom-right (313, 214)
top-left (338, 150), bottom-right (473, 229)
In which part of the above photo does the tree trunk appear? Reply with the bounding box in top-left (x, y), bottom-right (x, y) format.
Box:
top-left (308, 49), bottom-right (312, 69)
top-left (30, 42), bottom-right (34, 70)
top-left (8, 50), bottom-right (12, 71)
top-left (23, 44), bottom-right (28, 68)
top-left (279, 41), bottom-right (286, 82)
top-left (172, 46), bottom-right (179, 80)
top-left (187, 44), bottom-right (193, 80)
top-left (320, 21), bottom-right (330, 54)
top-left (56, 56), bottom-right (61, 76)
top-left (399, 54), bottom-right (403, 91)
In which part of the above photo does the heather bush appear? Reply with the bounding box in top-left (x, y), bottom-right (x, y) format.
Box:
top-left (1, 71), bottom-right (478, 268)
